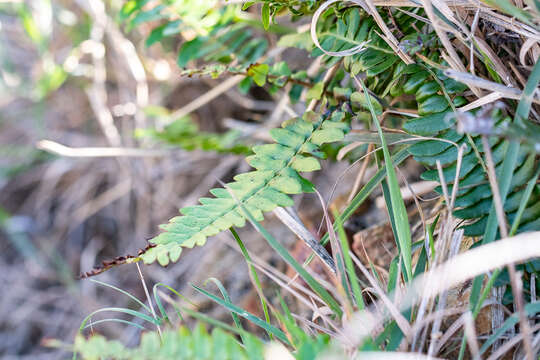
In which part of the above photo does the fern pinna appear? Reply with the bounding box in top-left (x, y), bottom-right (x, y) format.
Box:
top-left (141, 109), bottom-right (351, 266)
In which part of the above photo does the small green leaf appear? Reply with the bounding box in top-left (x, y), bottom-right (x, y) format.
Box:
top-left (247, 63), bottom-right (269, 86)
top-left (271, 175), bottom-right (302, 194)
top-left (311, 128), bottom-right (344, 145)
top-left (403, 111), bottom-right (455, 135)
top-left (177, 38), bottom-right (204, 68)
top-left (260, 188), bottom-right (293, 207)
top-left (242, 1), bottom-right (258, 10)
top-left (350, 91), bottom-right (383, 114)
top-left (269, 128), bottom-right (304, 148)
top-left (403, 71), bottom-right (429, 94)
top-left (418, 95), bottom-right (449, 115)
top-left (306, 82), bottom-right (324, 101)
top-left (270, 61), bottom-right (291, 77)
top-left (261, 3), bottom-right (270, 30)
top-left (291, 155), bottom-right (321, 172)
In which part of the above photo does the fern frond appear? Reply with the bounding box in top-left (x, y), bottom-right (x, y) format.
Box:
top-left (403, 108), bottom-right (539, 237)
top-left (112, 2), bottom-right (539, 273)
top-left (141, 108), bottom-right (351, 266)
top-left (122, 1), bottom-right (270, 69)
top-left (178, 22), bottom-right (269, 68)
top-left (74, 324), bottom-right (264, 360)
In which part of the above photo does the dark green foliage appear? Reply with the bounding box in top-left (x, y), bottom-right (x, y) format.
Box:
top-left (310, 5), bottom-right (538, 239)
top-left (177, 22), bottom-right (268, 67)
top-left (405, 109), bottom-right (539, 236)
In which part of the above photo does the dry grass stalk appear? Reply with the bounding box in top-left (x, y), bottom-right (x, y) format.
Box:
top-left (343, 231), bottom-right (540, 350)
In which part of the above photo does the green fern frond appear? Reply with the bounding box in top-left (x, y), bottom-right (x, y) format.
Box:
top-left (141, 108), bottom-right (351, 266)
top-left (74, 324), bottom-right (263, 360)
top-left (404, 109), bottom-right (540, 236)
top-left (178, 22), bottom-right (269, 68)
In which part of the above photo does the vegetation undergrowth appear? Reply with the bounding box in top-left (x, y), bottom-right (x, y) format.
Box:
top-left (59, 0), bottom-right (540, 359)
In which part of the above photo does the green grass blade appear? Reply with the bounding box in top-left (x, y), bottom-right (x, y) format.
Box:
top-left (204, 277), bottom-right (244, 333)
top-left (333, 209), bottom-right (365, 309)
top-left (152, 283), bottom-right (190, 323)
top-left (179, 306), bottom-right (249, 336)
top-left (152, 285), bottom-right (170, 324)
top-left (79, 307), bottom-right (161, 332)
top-left (82, 318), bottom-right (147, 330)
top-left (89, 279), bottom-right (151, 313)
top-left (509, 167), bottom-right (540, 236)
top-left (230, 228), bottom-right (273, 340)
top-left (482, 0), bottom-right (535, 26)
top-left (357, 77), bottom-right (412, 281)
top-left (236, 201), bottom-right (343, 317)
top-left (191, 284), bottom-right (291, 345)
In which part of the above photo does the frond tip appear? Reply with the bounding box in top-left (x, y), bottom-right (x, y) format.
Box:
top-left (142, 108), bottom-right (351, 266)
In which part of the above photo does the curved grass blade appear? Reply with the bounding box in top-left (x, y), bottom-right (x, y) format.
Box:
top-left (204, 277), bottom-right (244, 333)
top-left (82, 318), bottom-right (147, 330)
top-left (234, 198), bottom-right (343, 317)
top-left (356, 76), bottom-right (412, 281)
top-left (79, 307), bottom-right (161, 332)
top-left (89, 279), bottom-right (151, 313)
top-left (152, 282), bottom-right (190, 324)
top-left (191, 284), bottom-right (291, 345)
top-left (230, 228), bottom-right (273, 340)
top-left (333, 208), bottom-right (365, 309)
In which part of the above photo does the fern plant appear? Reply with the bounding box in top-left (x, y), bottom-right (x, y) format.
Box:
top-left (140, 108), bottom-right (350, 265)
top-left (73, 317), bottom-right (334, 360)
top-left (405, 109), bottom-right (540, 236)
top-left (309, 6), bottom-right (539, 238)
